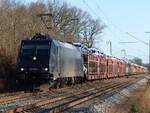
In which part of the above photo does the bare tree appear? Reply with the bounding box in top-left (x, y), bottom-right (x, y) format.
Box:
top-left (0, 0), bottom-right (106, 56)
top-left (0, 0), bottom-right (106, 78)
top-left (130, 57), bottom-right (143, 65)
top-left (81, 19), bottom-right (105, 48)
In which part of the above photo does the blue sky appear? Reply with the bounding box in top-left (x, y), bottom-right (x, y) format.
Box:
top-left (26, 0), bottom-right (150, 63)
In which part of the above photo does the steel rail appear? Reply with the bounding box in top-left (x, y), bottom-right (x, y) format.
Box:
top-left (6, 78), bottom-right (137, 113)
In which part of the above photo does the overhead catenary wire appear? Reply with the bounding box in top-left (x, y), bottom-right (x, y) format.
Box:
top-left (82, 0), bottom-right (120, 54)
top-left (94, 0), bottom-right (123, 41)
top-left (126, 32), bottom-right (149, 46)
top-left (94, 0), bottom-right (149, 46)
top-left (82, 0), bottom-right (149, 47)
top-left (89, 0), bottom-right (143, 55)
top-left (82, 0), bottom-right (97, 17)
top-left (119, 42), bottom-right (137, 43)
top-left (82, 0), bottom-right (148, 62)
top-left (82, 0), bottom-right (123, 53)
top-left (94, 0), bottom-right (149, 62)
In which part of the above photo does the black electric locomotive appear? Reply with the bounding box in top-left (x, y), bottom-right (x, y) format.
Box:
top-left (16, 34), bottom-right (84, 88)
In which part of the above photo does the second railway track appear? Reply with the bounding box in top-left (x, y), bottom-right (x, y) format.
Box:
top-left (0, 80), bottom-right (100, 105)
top-left (4, 77), bottom-right (140, 113)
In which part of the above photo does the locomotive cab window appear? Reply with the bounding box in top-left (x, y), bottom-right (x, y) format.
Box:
top-left (21, 41), bottom-right (50, 55)
top-left (21, 45), bottom-right (35, 54)
top-left (36, 45), bottom-right (50, 54)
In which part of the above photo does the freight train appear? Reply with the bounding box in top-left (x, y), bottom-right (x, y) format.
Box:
top-left (16, 33), bottom-right (148, 88)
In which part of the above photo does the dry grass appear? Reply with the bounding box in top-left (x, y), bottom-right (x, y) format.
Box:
top-left (136, 81), bottom-right (150, 113)
top-left (107, 80), bottom-right (150, 113)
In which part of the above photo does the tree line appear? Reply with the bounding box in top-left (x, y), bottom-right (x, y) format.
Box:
top-left (0, 0), bottom-right (105, 78)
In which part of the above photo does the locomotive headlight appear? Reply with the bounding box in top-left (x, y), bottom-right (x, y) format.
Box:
top-left (44, 68), bottom-right (48, 71)
top-left (20, 68), bottom-right (24, 71)
top-left (33, 56), bottom-right (37, 60)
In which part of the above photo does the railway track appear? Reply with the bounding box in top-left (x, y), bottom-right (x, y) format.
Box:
top-left (0, 87), bottom-right (74, 112)
top-left (0, 82), bottom-right (79, 103)
top-left (0, 75), bottom-right (140, 102)
top-left (0, 91), bottom-right (25, 99)
top-left (0, 80), bottom-right (101, 105)
top-left (5, 77), bottom-right (139, 113)
top-left (0, 79), bottom-right (120, 112)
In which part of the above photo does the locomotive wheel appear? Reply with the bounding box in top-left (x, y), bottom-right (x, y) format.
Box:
top-left (55, 83), bottom-right (60, 89)
top-left (80, 77), bottom-right (84, 84)
top-left (67, 78), bottom-right (72, 86)
top-left (54, 79), bottom-right (60, 89)
top-left (59, 79), bottom-right (64, 88)
top-left (59, 82), bottom-right (63, 88)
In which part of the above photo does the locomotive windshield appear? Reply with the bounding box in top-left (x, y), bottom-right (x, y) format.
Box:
top-left (21, 45), bottom-right (50, 54)
top-left (17, 40), bottom-right (51, 68)
top-left (21, 41), bottom-right (50, 55)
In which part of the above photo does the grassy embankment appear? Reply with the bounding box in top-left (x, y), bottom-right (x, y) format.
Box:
top-left (129, 79), bottom-right (150, 113)
top-left (109, 78), bottom-right (150, 113)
